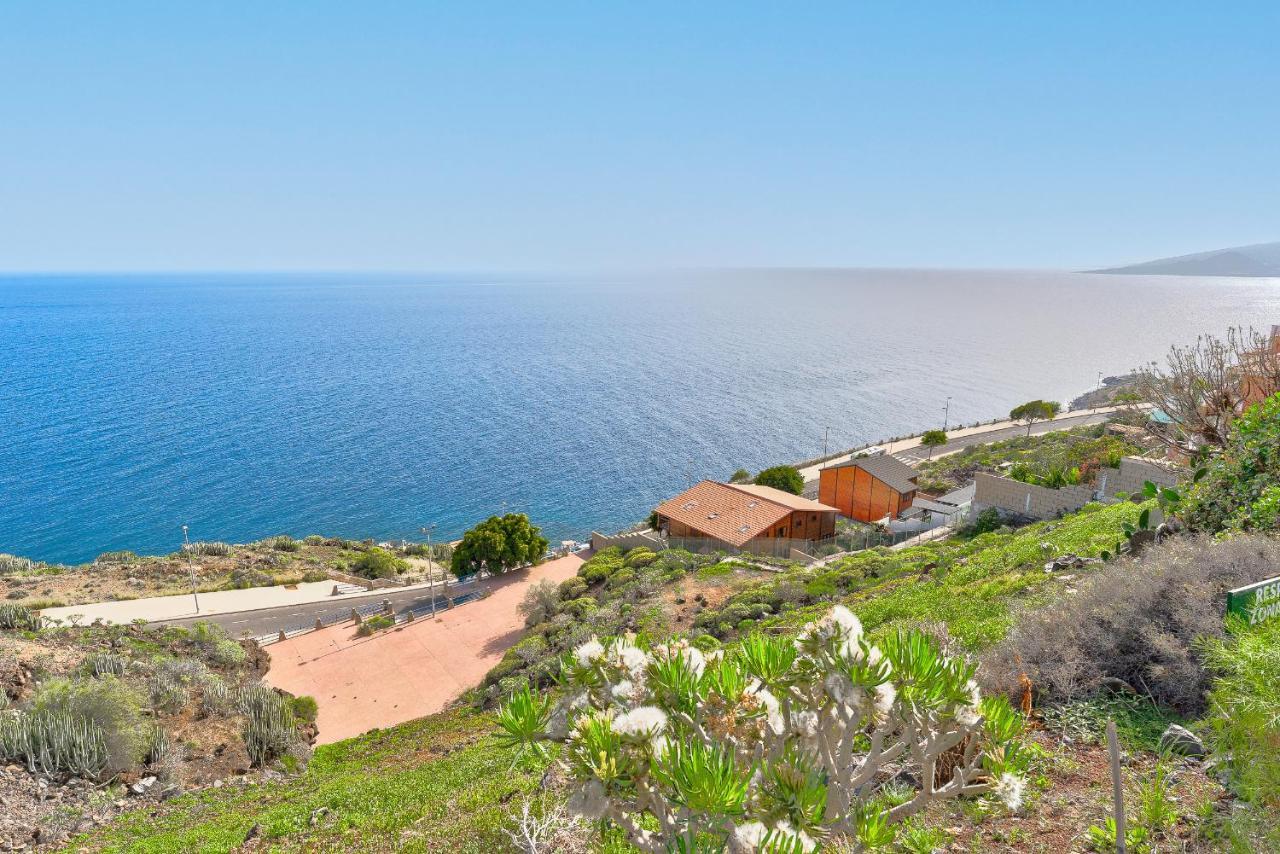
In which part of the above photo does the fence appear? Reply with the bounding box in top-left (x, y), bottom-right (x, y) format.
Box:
top-left (249, 580), bottom-right (487, 647)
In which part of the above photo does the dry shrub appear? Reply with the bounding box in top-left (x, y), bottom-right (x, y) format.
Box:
top-left (982, 534), bottom-right (1280, 715)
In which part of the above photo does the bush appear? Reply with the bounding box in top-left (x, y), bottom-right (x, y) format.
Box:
top-left (263, 535), bottom-right (301, 552)
top-left (561, 597), bottom-right (599, 619)
top-left (1183, 392), bottom-right (1280, 533)
top-left (350, 547), bottom-right (408, 579)
top-left (983, 535), bottom-right (1280, 714)
top-left (81, 653), bottom-right (129, 679)
top-left (0, 603), bottom-right (41, 631)
top-left (623, 548), bottom-right (658, 568)
top-left (289, 695), bottom-right (319, 724)
top-left (199, 676), bottom-right (234, 717)
top-left (558, 577), bottom-right (588, 600)
top-left (32, 676), bottom-right (146, 774)
top-left (96, 550), bottom-right (138, 564)
top-left (229, 567), bottom-right (272, 589)
top-left (149, 660), bottom-right (207, 713)
top-left (579, 547), bottom-right (624, 585)
top-left (210, 639), bottom-right (248, 666)
top-left (499, 608), bottom-right (1029, 849)
top-left (1201, 616), bottom-right (1280, 806)
top-left (301, 569), bottom-right (329, 583)
top-left (752, 464), bottom-right (804, 495)
top-left (518, 579), bottom-right (561, 627)
top-left (356, 614), bottom-right (395, 636)
top-left (303, 535), bottom-right (325, 546)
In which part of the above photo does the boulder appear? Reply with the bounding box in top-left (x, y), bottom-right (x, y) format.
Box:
top-left (1158, 724), bottom-right (1206, 758)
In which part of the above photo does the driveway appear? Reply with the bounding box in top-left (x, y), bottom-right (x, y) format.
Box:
top-left (263, 552), bottom-right (585, 744)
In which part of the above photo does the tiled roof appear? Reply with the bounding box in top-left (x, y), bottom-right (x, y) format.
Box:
top-left (827, 454), bottom-right (919, 493)
top-left (655, 481), bottom-right (837, 547)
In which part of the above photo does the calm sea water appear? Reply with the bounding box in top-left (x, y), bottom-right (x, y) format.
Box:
top-left (1, 270), bottom-right (1277, 564)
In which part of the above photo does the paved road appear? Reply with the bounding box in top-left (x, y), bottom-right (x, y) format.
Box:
top-left (892, 410), bottom-right (1114, 465)
top-left (161, 581), bottom-right (468, 638)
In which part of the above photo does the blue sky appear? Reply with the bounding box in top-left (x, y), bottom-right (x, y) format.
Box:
top-left (1, 2), bottom-right (1277, 271)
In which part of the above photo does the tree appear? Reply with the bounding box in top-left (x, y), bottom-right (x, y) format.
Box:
top-left (753, 465), bottom-right (804, 495)
top-left (728, 468), bottom-right (752, 484)
top-left (1009, 400), bottom-right (1060, 436)
top-left (1131, 326), bottom-right (1280, 456)
top-left (920, 429), bottom-right (948, 459)
top-left (518, 578), bottom-right (561, 626)
top-left (498, 607), bottom-right (1029, 852)
top-left (450, 513), bottom-right (549, 578)
top-left (1182, 392), bottom-right (1280, 534)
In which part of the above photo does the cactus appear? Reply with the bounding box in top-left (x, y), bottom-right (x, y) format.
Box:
top-left (181, 541), bottom-right (233, 557)
top-left (261, 535), bottom-right (301, 553)
top-left (82, 653), bottom-right (129, 678)
top-left (0, 710), bottom-right (110, 779)
top-left (0, 554), bottom-right (36, 575)
top-left (0, 603), bottom-right (41, 631)
top-left (95, 550), bottom-right (139, 565)
top-left (236, 685), bottom-right (299, 767)
top-left (199, 676), bottom-right (234, 717)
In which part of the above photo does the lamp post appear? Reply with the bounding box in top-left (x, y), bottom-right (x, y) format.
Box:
top-left (421, 524), bottom-right (437, 616)
top-left (823, 426), bottom-right (830, 459)
top-left (181, 525), bottom-right (201, 614)
top-left (943, 396), bottom-right (952, 432)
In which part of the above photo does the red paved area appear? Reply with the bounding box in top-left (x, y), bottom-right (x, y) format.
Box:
top-left (264, 553), bottom-right (585, 744)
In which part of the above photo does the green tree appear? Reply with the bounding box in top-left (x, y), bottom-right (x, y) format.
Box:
top-left (752, 465), bottom-right (804, 495)
top-left (1009, 399), bottom-right (1061, 436)
top-left (450, 513), bottom-right (549, 578)
top-left (920, 429), bottom-right (948, 459)
top-left (728, 468), bottom-right (752, 484)
top-left (1183, 392), bottom-right (1280, 533)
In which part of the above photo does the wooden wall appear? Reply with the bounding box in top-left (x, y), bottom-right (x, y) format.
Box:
top-left (818, 466), bottom-right (914, 523)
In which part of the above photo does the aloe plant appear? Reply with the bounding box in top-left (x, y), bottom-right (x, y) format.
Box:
top-left (499, 607), bottom-right (1029, 852)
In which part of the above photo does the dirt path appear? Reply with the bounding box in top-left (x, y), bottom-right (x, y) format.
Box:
top-left (263, 553), bottom-right (585, 744)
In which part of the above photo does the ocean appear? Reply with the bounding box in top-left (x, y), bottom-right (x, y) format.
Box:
top-left (1, 270), bottom-right (1277, 564)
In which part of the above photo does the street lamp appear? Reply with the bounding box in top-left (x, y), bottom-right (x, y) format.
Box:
top-left (421, 524), bottom-right (438, 616)
top-left (822, 426), bottom-right (830, 459)
top-left (943, 396), bottom-right (952, 432)
top-left (181, 525), bottom-right (201, 614)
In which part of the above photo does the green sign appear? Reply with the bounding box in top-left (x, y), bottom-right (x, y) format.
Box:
top-left (1227, 576), bottom-right (1280, 626)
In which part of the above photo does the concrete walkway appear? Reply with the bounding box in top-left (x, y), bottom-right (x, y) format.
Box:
top-left (264, 552), bottom-right (585, 744)
top-left (40, 578), bottom-right (431, 626)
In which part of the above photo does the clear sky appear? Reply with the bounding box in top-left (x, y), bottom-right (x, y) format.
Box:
top-left (2, 2), bottom-right (1277, 271)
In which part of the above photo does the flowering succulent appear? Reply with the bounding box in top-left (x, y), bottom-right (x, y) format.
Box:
top-left (498, 606), bottom-right (1028, 852)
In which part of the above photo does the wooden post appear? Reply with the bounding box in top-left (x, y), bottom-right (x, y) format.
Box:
top-left (1107, 719), bottom-right (1126, 853)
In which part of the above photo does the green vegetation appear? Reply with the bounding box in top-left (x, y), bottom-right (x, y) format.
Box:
top-left (356, 614), bottom-right (395, 636)
top-left (695, 499), bottom-right (1144, 650)
top-left (68, 709), bottom-right (554, 853)
top-left (914, 423), bottom-right (1139, 494)
top-left (1009, 399), bottom-right (1060, 436)
top-left (1199, 617), bottom-right (1280, 849)
top-left (729, 468), bottom-right (752, 484)
top-left (752, 464), bottom-right (804, 495)
top-left (1183, 391), bottom-right (1280, 533)
top-left (450, 513), bottom-right (549, 578)
top-left (0, 602), bottom-right (41, 630)
top-left (349, 546), bottom-right (408, 579)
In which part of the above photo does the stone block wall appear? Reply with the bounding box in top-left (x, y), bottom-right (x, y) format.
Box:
top-left (973, 456), bottom-right (1184, 521)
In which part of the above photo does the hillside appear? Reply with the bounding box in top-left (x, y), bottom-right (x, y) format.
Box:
top-left (1092, 240), bottom-right (1280, 277)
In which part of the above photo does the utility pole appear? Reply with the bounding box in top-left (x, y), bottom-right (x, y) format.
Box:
top-left (943, 396), bottom-right (952, 432)
top-left (421, 524), bottom-right (437, 616)
top-left (181, 525), bottom-right (201, 614)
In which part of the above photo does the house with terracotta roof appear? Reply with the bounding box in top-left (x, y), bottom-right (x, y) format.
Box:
top-left (817, 454), bottom-right (920, 523)
top-left (653, 481), bottom-right (838, 555)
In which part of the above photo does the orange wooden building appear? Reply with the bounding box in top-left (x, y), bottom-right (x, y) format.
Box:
top-left (654, 481), bottom-right (838, 553)
top-left (818, 455), bottom-right (919, 523)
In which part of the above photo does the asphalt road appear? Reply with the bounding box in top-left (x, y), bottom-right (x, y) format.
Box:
top-left (892, 410), bottom-right (1114, 465)
top-left (160, 582), bottom-right (466, 638)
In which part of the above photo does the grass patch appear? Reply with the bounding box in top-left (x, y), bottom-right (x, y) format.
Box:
top-left (66, 708), bottom-right (553, 853)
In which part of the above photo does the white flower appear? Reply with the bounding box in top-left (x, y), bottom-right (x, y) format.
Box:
top-left (610, 680), bottom-right (635, 701)
top-left (566, 779), bottom-right (608, 819)
top-left (792, 710), bottom-right (820, 738)
top-left (682, 645), bottom-right (706, 678)
top-left (873, 681), bottom-right (897, 717)
top-left (824, 672), bottom-right (861, 706)
top-left (754, 687), bottom-right (785, 735)
top-left (574, 638), bottom-right (605, 666)
top-left (609, 641), bottom-right (649, 677)
top-left (612, 705), bottom-right (668, 739)
top-left (992, 772), bottom-right (1025, 812)
top-left (730, 821), bottom-right (768, 852)
top-left (828, 605), bottom-right (862, 639)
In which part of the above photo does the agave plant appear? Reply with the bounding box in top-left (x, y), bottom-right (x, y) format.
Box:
top-left (498, 607), bottom-right (1028, 852)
